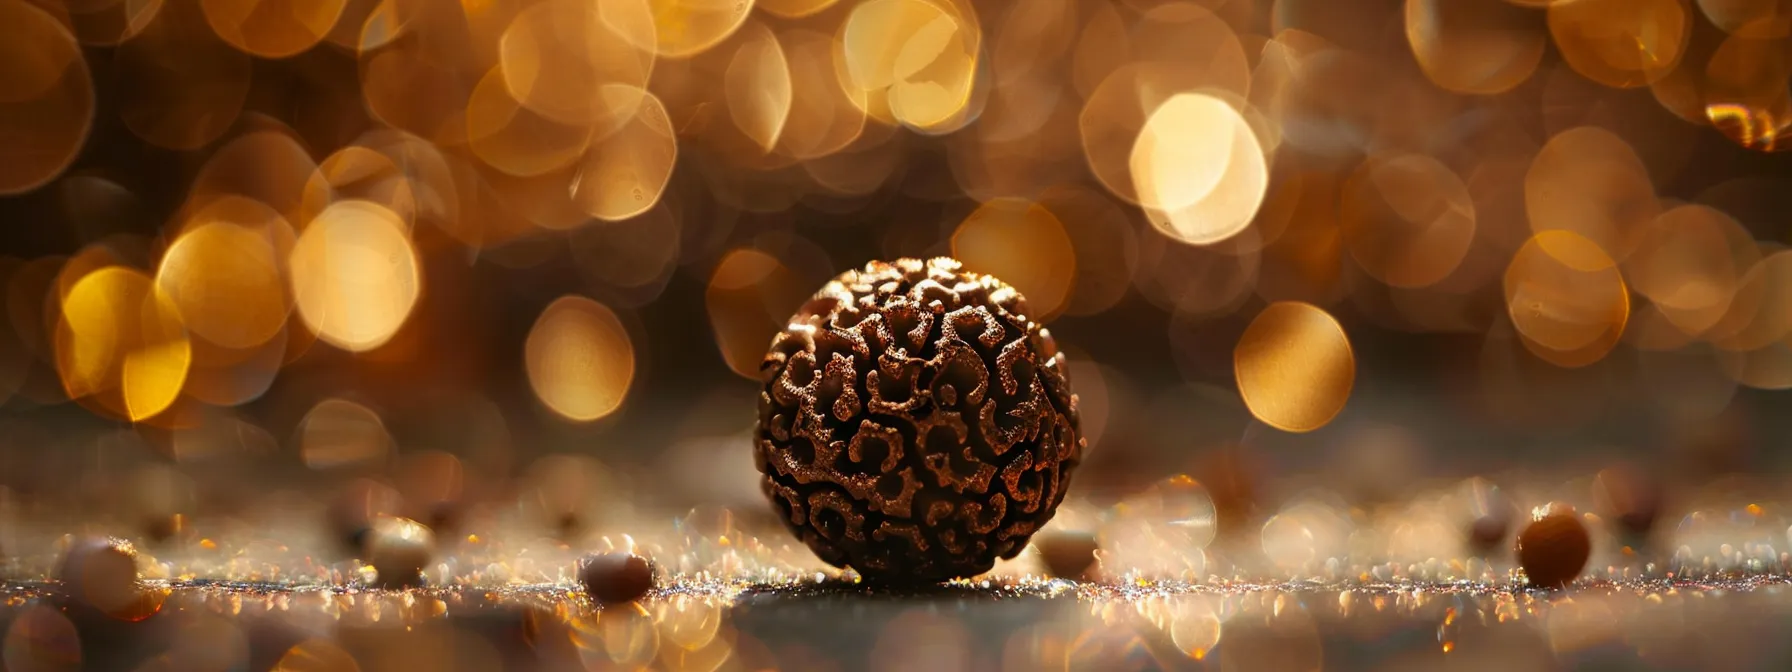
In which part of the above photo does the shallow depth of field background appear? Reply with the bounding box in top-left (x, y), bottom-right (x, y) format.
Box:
top-left (4, 0), bottom-right (1792, 600)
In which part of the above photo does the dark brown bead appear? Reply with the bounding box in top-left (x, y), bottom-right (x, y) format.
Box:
top-left (1516, 504), bottom-right (1590, 589)
top-left (1035, 530), bottom-right (1099, 581)
top-left (578, 552), bottom-right (655, 604)
top-left (754, 258), bottom-right (1084, 583)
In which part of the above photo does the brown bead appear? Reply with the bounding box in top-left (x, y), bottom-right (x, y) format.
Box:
top-left (753, 258), bottom-right (1084, 583)
top-left (1516, 504), bottom-right (1590, 589)
top-left (578, 552), bottom-right (655, 604)
top-left (1035, 530), bottom-right (1099, 581)
top-left (56, 536), bottom-right (140, 612)
top-left (367, 516), bottom-right (435, 589)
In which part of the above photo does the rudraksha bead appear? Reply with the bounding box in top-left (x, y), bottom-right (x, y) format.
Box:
top-left (754, 258), bottom-right (1083, 582)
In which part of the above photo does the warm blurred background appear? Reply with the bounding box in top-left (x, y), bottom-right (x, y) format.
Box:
top-left (6, 0), bottom-right (1792, 668)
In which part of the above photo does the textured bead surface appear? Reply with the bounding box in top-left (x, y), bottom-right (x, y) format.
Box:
top-left (754, 258), bottom-right (1083, 582)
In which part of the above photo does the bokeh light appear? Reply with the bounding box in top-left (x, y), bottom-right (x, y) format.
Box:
top-left (950, 198), bottom-right (1076, 321)
top-left (1130, 93), bottom-right (1268, 246)
top-left (1233, 301), bottom-right (1354, 433)
top-left (0, 0), bottom-right (94, 195)
top-left (288, 200), bottom-right (420, 353)
top-left (526, 295), bottom-right (636, 422)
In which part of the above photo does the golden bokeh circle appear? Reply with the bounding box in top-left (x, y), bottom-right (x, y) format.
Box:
top-left (525, 295), bottom-right (636, 422)
top-left (1525, 126), bottom-right (1661, 261)
top-left (1503, 230), bottom-right (1630, 368)
top-left (0, 1), bottom-right (94, 196)
top-left (157, 217), bottom-right (292, 351)
top-left (1234, 301), bottom-right (1355, 433)
top-left (950, 198), bottom-right (1078, 321)
top-left (1340, 153), bottom-right (1477, 289)
top-left (724, 21), bottom-right (792, 153)
top-left (1404, 0), bottom-right (1546, 95)
top-left (571, 86), bottom-right (678, 223)
top-left (200, 0), bottom-right (347, 58)
top-left (1547, 0), bottom-right (1689, 88)
top-left (498, 0), bottom-right (656, 126)
top-left (1624, 204), bottom-right (1757, 337)
top-left (649, 0), bottom-right (752, 58)
top-left (1130, 92), bottom-right (1269, 246)
top-left (54, 266), bottom-right (192, 421)
top-left (288, 200), bottom-right (420, 352)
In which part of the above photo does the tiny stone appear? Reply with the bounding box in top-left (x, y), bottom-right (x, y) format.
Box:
top-left (1035, 531), bottom-right (1099, 581)
top-left (367, 516), bottom-right (435, 589)
top-left (578, 552), bottom-right (655, 605)
top-left (1516, 503), bottom-right (1590, 589)
top-left (56, 536), bottom-right (140, 613)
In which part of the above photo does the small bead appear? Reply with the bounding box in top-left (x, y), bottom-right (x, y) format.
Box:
top-left (578, 552), bottom-right (655, 605)
top-left (1516, 504), bottom-right (1590, 589)
top-left (367, 516), bottom-right (435, 589)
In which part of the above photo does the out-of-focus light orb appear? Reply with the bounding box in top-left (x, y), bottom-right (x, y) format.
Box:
top-left (572, 86), bottom-right (677, 222)
top-left (0, 0), bottom-right (94, 195)
top-left (299, 145), bottom-right (418, 230)
top-left (1525, 126), bottom-right (1661, 261)
top-left (3, 605), bottom-right (81, 671)
top-left (1234, 302), bottom-right (1354, 433)
top-left (1547, 0), bottom-right (1688, 88)
top-left (1260, 513), bottom-right (1317, 571)
top-left (288, 200), bottom-right (420, 352)
top-left (648, 0), bottom-right (753, 57)
top-left (1130, 93), bottom-right (1268, 246)
top-left (777, 29), bottom-right (869, 160)
top-left (1404, 0), bottom-right (1546, 95)
top-left (1150, 475), bottom-right (1219, 549)
top-left (1340, 153), bottom-right (1476, 289)
top-left (1703, 29), bottom-right (1792, 151)
top-left (1711, 250), bottom-right (1792, 352)
top-left (1504, 230), bottom-right (1630, 368)
top-left (526, 296), bottom-right (636, 422)
top-left (840, 0), bottom-right (980, 131)
top-left (200, 0), bottom-right (347, 58)
top-left (466, 66), bottom-right (594, 178)
top-left (157, 220), bottom-right (291, 350)
top-left (298, 398), bottom-right (392, 470)
top-left (950, 198), bottom-right (1076, 321)
top-left (725, 21), bottom-right (793, 152)
top-left (1625, 204), bottom-right (1756, 336)
top-left (272, 638), bottom-right (357, 672)
top-left (499, 0), bottom-right (656, 126)
top-left (56, 266), bottom-right (191, 421)
top-left (1697, 0), bottom-right (1792, 38)
top-left (705, 248), bottom-right (806, 380)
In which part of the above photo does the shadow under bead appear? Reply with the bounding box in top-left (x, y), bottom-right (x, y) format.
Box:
top-left (753, 258), bottom-right (1084, 583)
top-left (1516, 503), bottom-right (1591, 590)
top-left (1035, 530), bottom-right (1100, 581)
